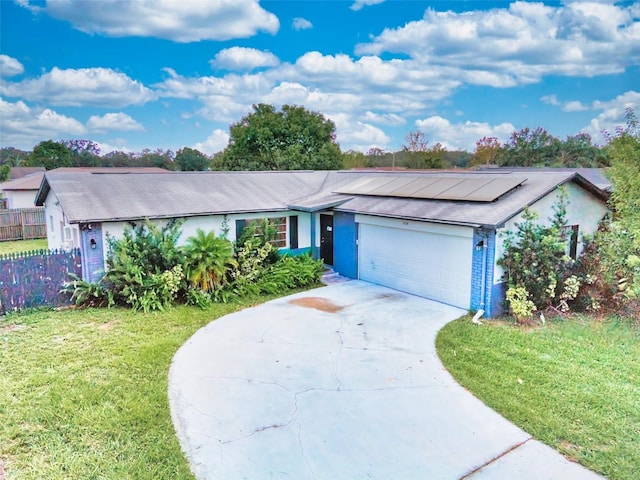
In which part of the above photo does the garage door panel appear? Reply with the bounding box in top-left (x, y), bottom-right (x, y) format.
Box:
top-left (358, 224), bottom-right (472, 308)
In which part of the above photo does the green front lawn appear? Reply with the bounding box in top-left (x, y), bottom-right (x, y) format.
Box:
top-left (436, 315), bottom-right (640, 480)
top-left (0, 297), bottom-right (281, 479)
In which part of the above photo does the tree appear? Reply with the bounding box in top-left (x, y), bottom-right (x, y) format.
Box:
top-left (63, 139), bottom-right (101, 167)
top-left (342, 150), bottom-right (369, 169)
top-left (23, 140), bottom-right (72, 170)
top-left (401, 131), bottom-right (445, 169)
top-left (557, 133), bottom-right (607, 167)
top-left (0, 147), bottom-right (28, 167)
top-left (499, 127), bottom-right (560, 166)
top-left (576, 108), bottom-right (640, 308)
top-left (175, 147), bottom-right (209, 171)
top-left (471, 136), bottom-right (501, 166)
top-left (0, 164), bottom-right (10, 182)
top-left (136, 148), bottom-right (176, 170)
top-left (498, 191), bottom-right (572, 313)
top-left (220, 104), bottom-right (342, 171)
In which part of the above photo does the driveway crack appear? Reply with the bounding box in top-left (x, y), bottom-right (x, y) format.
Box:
top-left (459, 437), bottom-right (533, 479)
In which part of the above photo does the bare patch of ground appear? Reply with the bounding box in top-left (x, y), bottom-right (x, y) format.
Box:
top-left (0, 324), bottom-right (25, 335)
top-left (289, 297), bottom-right (344, 313)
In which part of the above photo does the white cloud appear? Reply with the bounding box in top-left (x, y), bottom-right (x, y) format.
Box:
top-left (1, 67), bottom-right (154, 107)
top-left (87, 113), bottom-right (144, 133)
top-left (193, 129), bottom-right (229, 156)
top-left (362, 111), bottom-right (406, 126)
top-left (563, 101), bottom-right (588, 112)
top-left (330, 113), bottom-right (390, 152)
top-left (415, 116), bottom-right (515, 151)
top-left (541, 95), bottom-right (560, 106)
top-left (0, 55), bottom-right (24, 77)
top-left (355, 2), bottom-right (640, 86)
top-left (583, 91), bottom-right (640, 144)
top-left (541, 94), bottom-right (587, 112)
top-left (41, 0), bottom-right (279, 42)
top-left (0, 97), bottom-right (86, 150)
top-left (292, 17), bottom-right (313, 30)
top-left (350, 0), bottom-right (385, 12)
top-left (211, 47), bottom-right (280, 71)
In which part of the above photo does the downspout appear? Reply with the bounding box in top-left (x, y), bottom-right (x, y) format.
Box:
top-left (479, 232), bottom-right (488, 311)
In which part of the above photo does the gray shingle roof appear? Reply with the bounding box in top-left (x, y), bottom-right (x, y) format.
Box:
top-left (37, 169), bottom-right (608, 228)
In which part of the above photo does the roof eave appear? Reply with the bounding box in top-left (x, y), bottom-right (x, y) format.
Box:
top-left (66, 207), bottom-right (293, 225)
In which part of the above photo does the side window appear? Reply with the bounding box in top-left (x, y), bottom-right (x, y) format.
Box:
top-left (562, 225), bottom-right (579, 259)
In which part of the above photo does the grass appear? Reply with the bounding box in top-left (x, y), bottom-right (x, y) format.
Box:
top-left (0, 238), bottom-right (48, 255)
top-left (0, 296), bottom-right (287, 479)
top-left (436, 315), bottom-right (640, 480)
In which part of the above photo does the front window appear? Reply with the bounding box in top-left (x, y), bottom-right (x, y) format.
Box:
top-left (236, 217), bottom-right (288, 248)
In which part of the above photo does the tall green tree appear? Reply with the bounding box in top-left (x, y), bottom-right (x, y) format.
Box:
top-left (220, 104), bottom-right (342, 171)
top-left (471, 136), bottom-right (501, 166)
top-left (23, 140), bottom-right (72, 170)
top-left (63, 139), bottom-right (101, 167)
top-left (401, 131), bottom-right (445, 169)
top-left (499, 127), bottom-right (560, 166)
top-left (342, 150), bottom-right (369, 169)
top-left (175, 147), bottom-right (209, 171)
top-left (557, 133), bottom-right (607, 167)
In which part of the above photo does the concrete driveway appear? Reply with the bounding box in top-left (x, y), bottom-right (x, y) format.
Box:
top-left (169, 281), bottom-right (603, 480)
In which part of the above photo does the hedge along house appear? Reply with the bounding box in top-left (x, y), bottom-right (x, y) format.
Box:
top-left (36, 169), bottom-right (609, 317)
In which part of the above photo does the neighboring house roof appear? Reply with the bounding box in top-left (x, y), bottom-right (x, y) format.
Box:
top-left (36, 169), bottom-right (609, 229)
top-left (8, 167), bottom-right (45, 180)
top-left (48, 167), bottom-right (171, 174)
top-left (0, 172), bottom-right (45, 191)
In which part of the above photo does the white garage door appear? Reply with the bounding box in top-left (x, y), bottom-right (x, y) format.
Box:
top-left (358, 222), bottom-right (472, 308)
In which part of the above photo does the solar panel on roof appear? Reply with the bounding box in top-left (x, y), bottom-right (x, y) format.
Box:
top-left (413, 178), bottom-right (465, 198)
top-left (334, 175), bottom-right (526, 202)
top-left (435, 178), bottom-right (493, 200)
top-left (464, 178), bottom-right (527, 201)
top-left (388, 177), bottom-right (439, 196)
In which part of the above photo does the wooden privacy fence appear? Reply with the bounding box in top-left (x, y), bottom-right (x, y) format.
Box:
top-left (0, 249), bottom-right (82, 314)
top-left (0, 207), bottom-right (47, 241)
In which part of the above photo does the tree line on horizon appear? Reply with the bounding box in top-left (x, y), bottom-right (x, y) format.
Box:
top-left (0, 103), bottom-right (619, 181)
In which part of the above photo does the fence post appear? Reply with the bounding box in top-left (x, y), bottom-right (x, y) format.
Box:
top-left (21, 209), bottom-right (26, 240)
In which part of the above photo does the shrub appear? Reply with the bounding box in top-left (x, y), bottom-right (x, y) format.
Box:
top-left (505, 286), bottom-right (536, 323)
top-left (182, 229), bottom-right (236, 292)
top-left (102, 220), bottom-right (185, 312)
top-left (498, 191), bottom-right (571, 312)
top-left (63, 273), bottom-right (114, 308)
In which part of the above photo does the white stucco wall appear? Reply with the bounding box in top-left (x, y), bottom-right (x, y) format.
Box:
top-left (97, 211), bottom-right (312, 272)
top-left (493, 182), bottom-right (609, 283)
top-left (43, 191), bottom-right (66, 250)
top-left (4, 190), bottom-right (38, 209)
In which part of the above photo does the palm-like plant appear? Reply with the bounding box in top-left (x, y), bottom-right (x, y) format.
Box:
top-left (182, 229), bottom-right (235, 292)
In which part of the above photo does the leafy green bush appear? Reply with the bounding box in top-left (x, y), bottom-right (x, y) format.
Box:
top-left (66, 219), bottom-right (323, 311)
top-left (182, 229), bottom-right (236, 292)
top-left (103, 220), bottom-right (185, 312)
top-left (572, 109), bottom-right (640, 316)
top-left (62, 273), bottom-right (114, 308)
top-left (498, 191), bottom-right (570, 312)
top-left (505, 286), bottom-right (536, 323)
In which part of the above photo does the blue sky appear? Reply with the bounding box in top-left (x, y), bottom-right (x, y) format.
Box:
top-left (1, 0), bottom-right (638, 156)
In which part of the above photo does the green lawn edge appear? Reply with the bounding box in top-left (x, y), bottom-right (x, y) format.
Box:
top-left (436, 315), bottom-right (640, 480)
top-left (0, 291), bottom-right (303, 479)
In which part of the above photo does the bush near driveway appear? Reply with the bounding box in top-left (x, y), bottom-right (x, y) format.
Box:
top-left (437, 315), bottom-right (640, 480)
